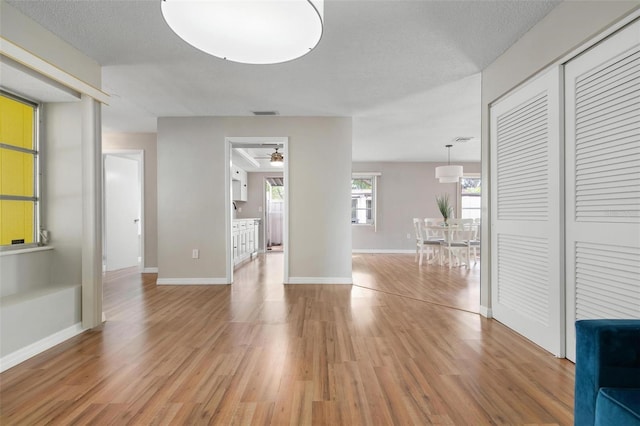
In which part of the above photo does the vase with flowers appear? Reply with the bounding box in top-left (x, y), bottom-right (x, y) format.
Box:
top-left (435, 194), bottom-right (453, 226)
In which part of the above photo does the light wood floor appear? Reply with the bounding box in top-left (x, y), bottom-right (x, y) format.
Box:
top-left (0, 253), bottom-right (574, 425)
top-left (353, 253), bottom-right (480, 313)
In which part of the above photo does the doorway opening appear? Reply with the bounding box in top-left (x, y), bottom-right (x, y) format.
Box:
top-left (103, 150), bottom-right (144, 272)
top-left (225, 137), bottom-right (289, 284)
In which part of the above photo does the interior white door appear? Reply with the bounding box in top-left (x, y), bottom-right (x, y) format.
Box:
top-left (105, 155), bottom-right (141, 271)
top-left (490, 67), bottom-right (564, 356)
top-left (564, 19), bottom-right (640, 361)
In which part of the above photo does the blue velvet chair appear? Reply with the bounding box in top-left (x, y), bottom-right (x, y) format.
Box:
top-left (575, 319), bottom-right (640, 425)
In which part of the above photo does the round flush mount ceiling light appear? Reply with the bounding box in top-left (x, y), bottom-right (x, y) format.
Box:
top-left (161, 0), bottom-right (324, 65)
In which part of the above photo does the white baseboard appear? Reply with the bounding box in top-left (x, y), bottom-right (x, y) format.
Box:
top-left (156, 278), bottom-right (229, 285)
top-left (286, 277), bottom-right (353, 285)
top-left (352, 249), bottom-right (414, 254)
top-left (0, 323), bottom-right (84, 373)
top-left (480, 306), bottom-right (493, 318)
top-left (142, 267), bottom-right (158, 273)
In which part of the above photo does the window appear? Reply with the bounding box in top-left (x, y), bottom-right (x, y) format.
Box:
top-left (0, 92), bottom-right (40, 248)
top-left (351, 174), bottom-right (378, 226)
top-left (460, 177), bottom-right (481, 220)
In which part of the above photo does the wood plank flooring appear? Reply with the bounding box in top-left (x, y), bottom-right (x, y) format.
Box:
top-left (353, 253), bottom-right (480, 313)
top-left (0, 253), bottom-right (574, 425)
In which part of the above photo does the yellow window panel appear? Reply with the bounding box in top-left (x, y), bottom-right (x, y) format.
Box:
top-left (0, 200), bottom-right (34, 245)
top-left (0, 95), bottom-right (34, 150)
top-left (0, 149), bottom-right (34, 197)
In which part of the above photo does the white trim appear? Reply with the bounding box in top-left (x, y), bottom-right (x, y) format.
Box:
top-left (0, 245), bottom-right (53, 257)
top-left (0, 322), bottom-right (84, 373)
top-left (480, 306), bottom-right (492, 318)
top-left (156, 278), bottom-right (229, 285)
top-left (352, 249), bottom-right (414, 254)
top-left (225, 139), bottom-right (232, 284)
top-left (286, 277), bottom-right (353, 285)
top-left (351, 173), bottom-right (379, 231)
top-left (142, 267), bottom-right (158, 273)
top-left (0, 37), bottom-right (109, 104)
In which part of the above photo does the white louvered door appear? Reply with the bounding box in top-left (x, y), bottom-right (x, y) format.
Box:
top-left (565, 20), bottom-right (640, 362)
top-left (490, 68), bottom-right (564, 356)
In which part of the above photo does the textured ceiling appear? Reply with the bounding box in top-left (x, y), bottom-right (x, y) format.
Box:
top-left (6, 0), bottom-right (560, 163)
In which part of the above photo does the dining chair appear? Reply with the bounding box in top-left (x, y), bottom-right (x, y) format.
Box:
top-left (440, 228), bottom-right (474, 268)
top-left (424, 218), bottom-right (445, 264)
top-left (468, 222), bottom-right (480, 264)
top-left (413, 218), bottom-right (441, 266)
top-left (460, 218), bottom-right (474, 229)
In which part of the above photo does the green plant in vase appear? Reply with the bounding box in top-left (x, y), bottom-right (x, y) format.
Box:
top-left (435, 194), bottom-right (453, 225)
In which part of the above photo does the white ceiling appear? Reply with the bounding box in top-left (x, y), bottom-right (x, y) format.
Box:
top-left (6, 0), bottom-right (560, 164)
top-left (232, 145), bottom-right (285, 172)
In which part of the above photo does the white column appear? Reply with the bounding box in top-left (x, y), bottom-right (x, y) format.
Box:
top-left (81, 94), bottom-right (103, 328)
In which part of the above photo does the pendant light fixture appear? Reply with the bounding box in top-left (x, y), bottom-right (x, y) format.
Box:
top-left (160, 0), bottom-right (324, 65)
top-left (435, 144), bottom-right (463, 183)
top-left (270, 147), bottom-right (284, 167)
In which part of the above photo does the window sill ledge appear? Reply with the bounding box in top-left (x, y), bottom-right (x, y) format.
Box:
top-left (0, 246), bottom-right (54, 257)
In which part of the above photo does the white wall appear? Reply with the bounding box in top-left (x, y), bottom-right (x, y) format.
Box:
top-left (157, 118), bottom-right (223, 279)
top-left (0, 1), bottom-right (101, 365)
top-left (157, 116), bottom-right (352, 283)
top-left (45, 102), bottom-right (84, 287)
top-left (352, 162), bottom-right (481, 251)
top-left (0, 250), bottom-right (51, 298)
top-left (480, 1), bottom-right (640, 313)
top-left (0, 0), bottom-right (101, 88)
top-left (103, 133), bottom-right (158, 269)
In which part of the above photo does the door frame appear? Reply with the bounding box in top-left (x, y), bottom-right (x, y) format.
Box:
top-left (225, 137), bottom-right (289, 284)
top-left (102, 149), bottom-right (145, 272)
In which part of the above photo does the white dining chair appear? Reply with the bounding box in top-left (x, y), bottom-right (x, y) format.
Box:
top-left (413, 218), bottom-right (441, 266)
top-left (467, 222), bottom-right (480, 264)
top-left (440, 228), bottom-right (474, 268)
top-left (424, 218), bottom-right (445, 264)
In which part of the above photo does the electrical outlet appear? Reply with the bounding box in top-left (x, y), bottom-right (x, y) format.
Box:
top-left (407, 233), bottom-right (411, 239)
top-left (192, 249), bottom-right (199, 259)
top-left (238, 207), bottom-right (242, 212)
top-left (258, 206), bottom-right (262, 212)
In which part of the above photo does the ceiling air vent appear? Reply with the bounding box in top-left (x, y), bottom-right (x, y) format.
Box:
top-left (453, 136), bottom-right (475, 143)
top-left (252, 111), bottom-right (279, 116)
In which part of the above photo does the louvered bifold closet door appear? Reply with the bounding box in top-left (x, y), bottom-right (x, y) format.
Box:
top-left (565, 20), bottom-right (640, 362)
top-left (490, 68), bottom-right (564, 356)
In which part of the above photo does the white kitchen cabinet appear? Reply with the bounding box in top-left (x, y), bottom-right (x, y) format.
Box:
top-left (231, 165), bottom-right (248, 201)
top-left (233, 219), bottom-right (260, 266)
